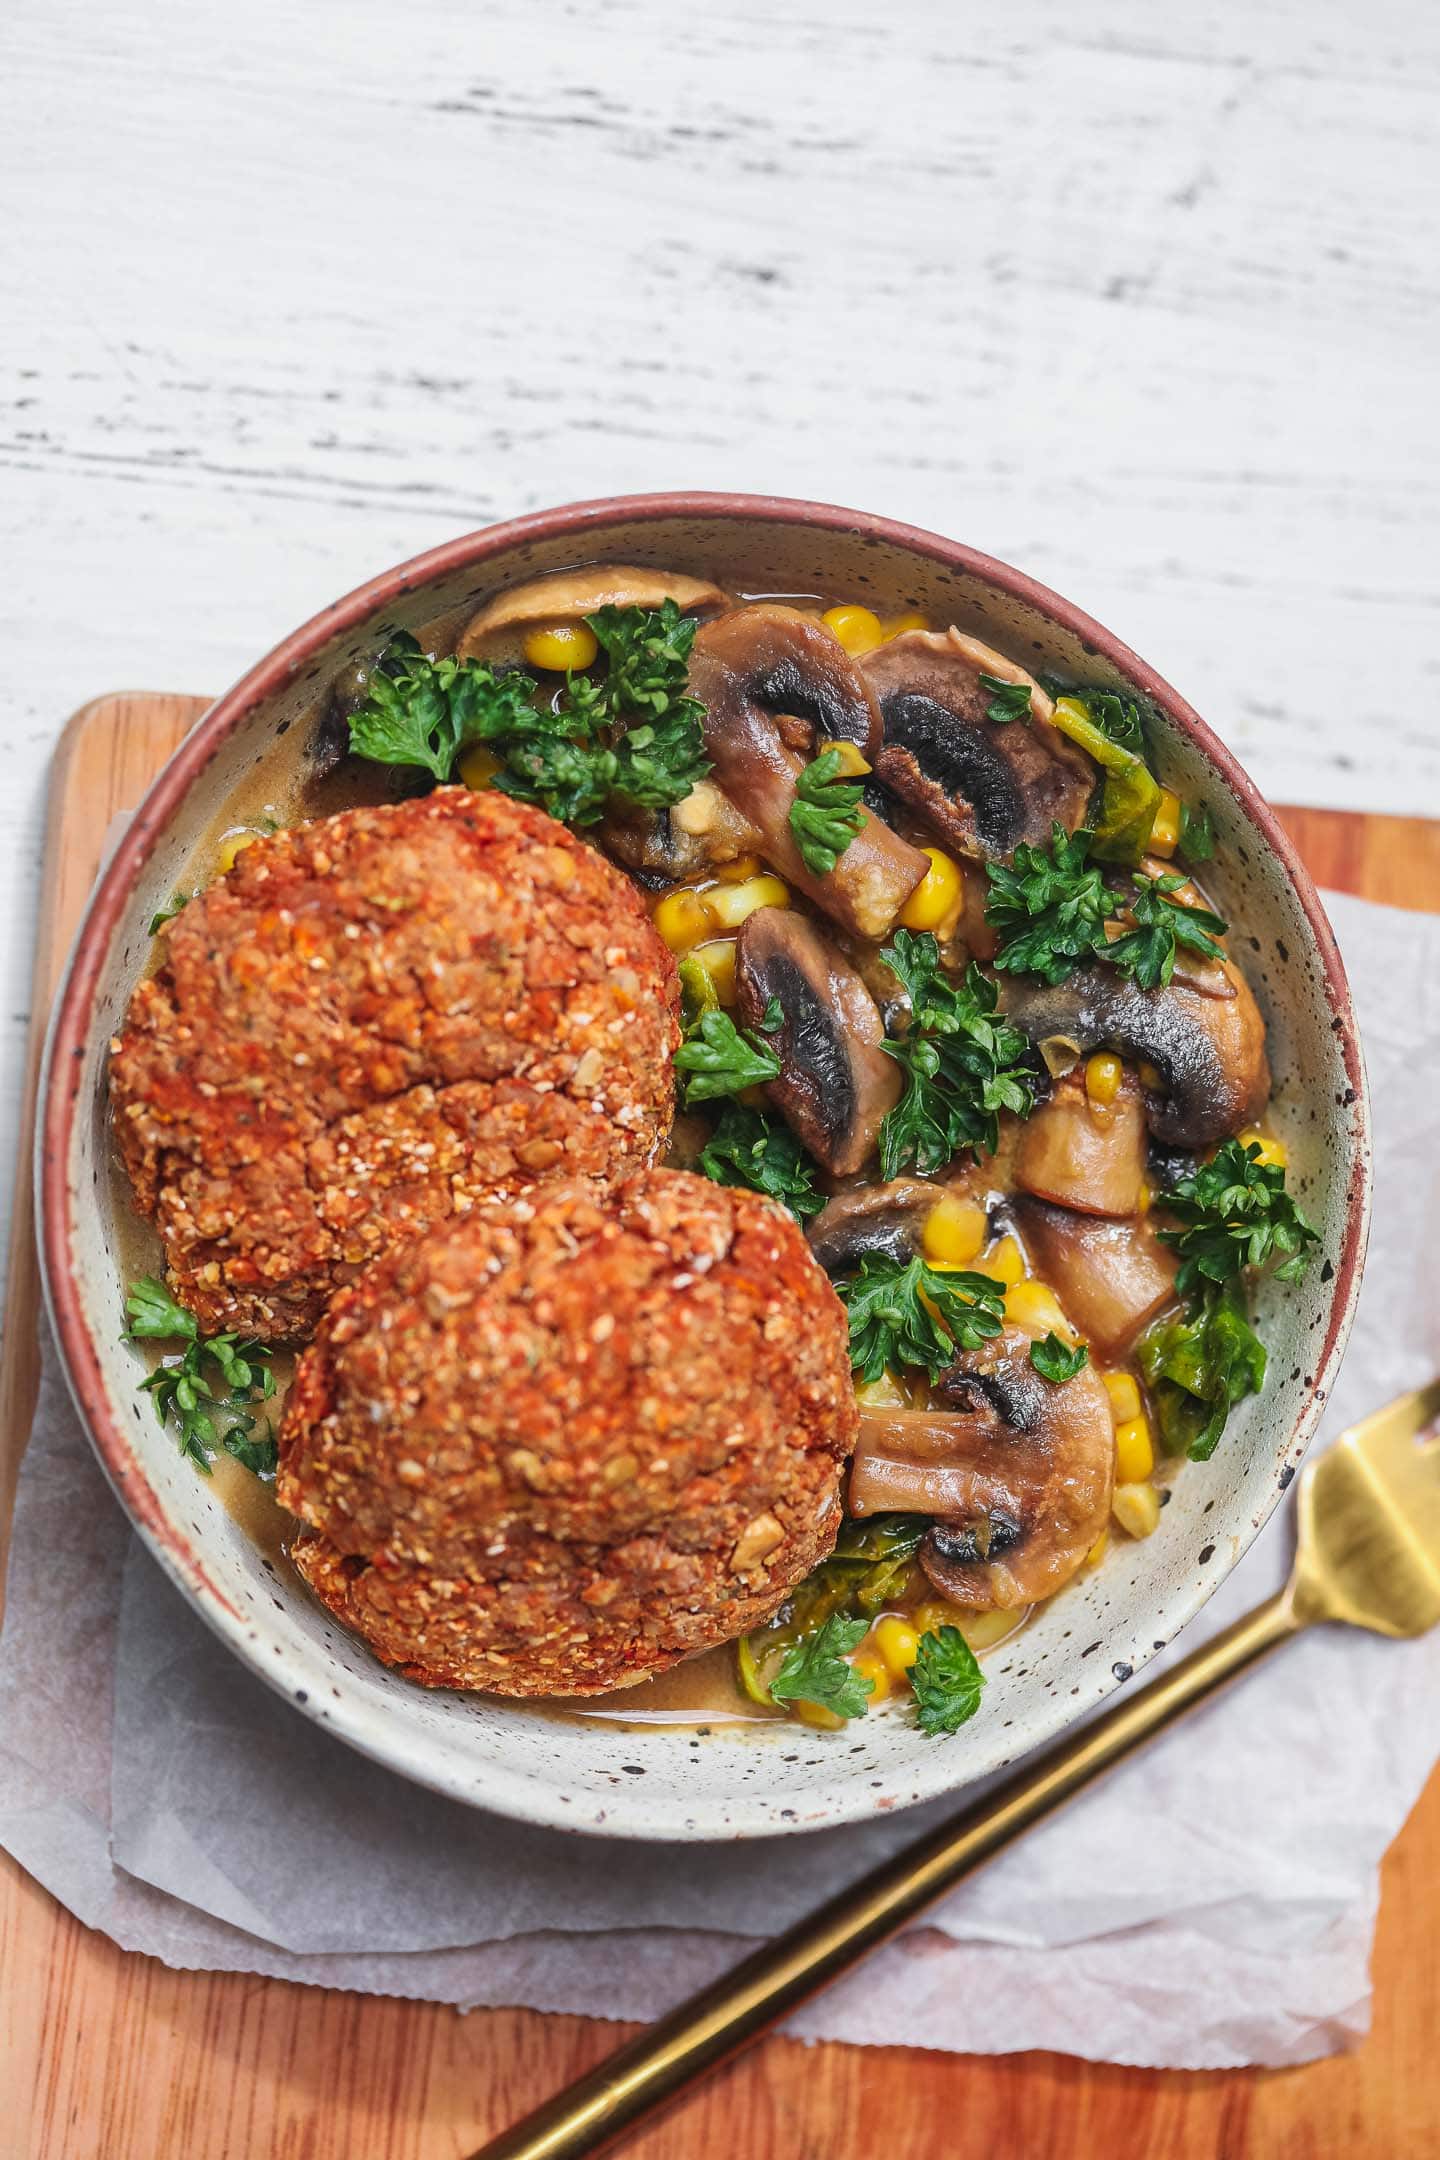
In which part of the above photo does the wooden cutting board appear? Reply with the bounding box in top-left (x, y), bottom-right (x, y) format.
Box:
top-left (3, 695), bottom-right (1439, 2160)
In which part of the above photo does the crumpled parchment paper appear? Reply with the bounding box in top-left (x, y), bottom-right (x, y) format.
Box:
top-left (1, 890), bottom-right (1436, 2068)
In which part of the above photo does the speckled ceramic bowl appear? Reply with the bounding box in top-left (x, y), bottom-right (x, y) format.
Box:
top-left (38, 494), bottom-right (1370, 1839)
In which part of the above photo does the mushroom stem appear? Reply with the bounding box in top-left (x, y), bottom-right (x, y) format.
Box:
top-left (848, 1323), bottom-right (1115, 1606)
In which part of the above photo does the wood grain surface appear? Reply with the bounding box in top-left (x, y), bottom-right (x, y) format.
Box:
top-left (1, 696), bottom-right (1438, 2160)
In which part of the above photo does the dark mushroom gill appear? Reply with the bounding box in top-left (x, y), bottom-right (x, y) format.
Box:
top-left (863, 629), bottom-right (1093, 861)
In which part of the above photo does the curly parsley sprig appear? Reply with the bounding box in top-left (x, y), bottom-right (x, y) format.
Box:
top-left (348, 604), bottom-right (710, 826)
top-left (1137, 1140), bottom-right (1319, 1461)
top-left (985, 825), bottom-right (1229, 991)
top-left (697, 1102), bottom-right (825, 1220)
top-left (840, 1253), bottom-right (1004, 1385)
top-left (877, 932), bottom-right (1038, 1179)
top-left (1157, 1138), bottom-right (1320, 1300)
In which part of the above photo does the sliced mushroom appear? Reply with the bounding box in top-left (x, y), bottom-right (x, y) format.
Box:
top-left (863, 629), bottom-right (1094, 862)
top-left (734, 907), bottom-right (901, 1175)
top-left (848, 1324), bottom-right (1114, 1606)
top-left (601, 782), bottom-right (761, 883)
top-left (1014, 1198), bottom-right (1179, 1357)
top-left (688, 606), bottom-right (930, 939)
top-left (1002, 952), bottom-right (1271, 1149)
top-left (457, 564), bottom-right (726, 659)
top-left (807, 1176), bottom-right (942, 1273)
top-left (1014, 1068), bottom-right (1147, 1216)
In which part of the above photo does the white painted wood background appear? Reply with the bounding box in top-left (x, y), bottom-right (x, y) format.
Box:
top-left (1, 0), bottom-right (1437, 1287)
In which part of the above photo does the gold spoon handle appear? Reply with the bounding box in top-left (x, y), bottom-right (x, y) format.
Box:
top-left (473, 1588), bottom-right (1303, 2160)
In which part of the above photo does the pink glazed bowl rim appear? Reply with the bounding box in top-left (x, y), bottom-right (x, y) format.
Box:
top-left (37, 492), bottom-right (1371, 1806)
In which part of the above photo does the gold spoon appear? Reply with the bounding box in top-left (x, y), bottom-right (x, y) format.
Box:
top-left (473, 1381), bottom-right (1440, 2160)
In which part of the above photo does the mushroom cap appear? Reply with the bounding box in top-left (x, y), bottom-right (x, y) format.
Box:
top-left (688, 607), bottom-right (930, 941)
top-left (807, 1176), bottom-right (945, 1273)
top-left (863, 629), bottom-right (1094, 861)
top-left (457, 564), bottom-right (726, 659)
top-left (1001, 951), bottom-right (1271, 1149)
top-left (734, 906), bottom-right (901, 1176)
top-left (848, 1322), bottom-right (1115, 1607)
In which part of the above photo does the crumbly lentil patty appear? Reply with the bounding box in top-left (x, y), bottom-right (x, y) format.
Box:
top-left (277, 1169), bottom-right (858, 1695)
top-left (110, 788), bottom-right (679, 1341)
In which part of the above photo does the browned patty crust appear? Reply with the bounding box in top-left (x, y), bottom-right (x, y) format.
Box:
top-left (110, 788), bottom-right (680, 1340)
top-left (277, 1170), bottom-right (858, 1695)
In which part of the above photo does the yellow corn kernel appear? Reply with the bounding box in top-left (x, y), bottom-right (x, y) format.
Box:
top-left (851, 1652), bottom-right (892, 1705)
top-left (1113, 1481), bottom-right (1161, 1539)
top-left (818, 737), bottom-right (872, 778)
top-left (898, 845), bottom-right (964, 933)
top-left (1104, 1371), bottom-right (1143, 1425)
top-left (1086, 1529), bottom-right (1109, 1568)
top-left (794, 1698), bottom-right (848, 1730)
top-left (821, 603), bottom-right (885, 657)
top-left (1238, 1125), bottom-right (1288, 1170)
top-left (701, 872), bottom-right (789, 929)
top-left (911, 1598), bottom-right (961, 1640)
top-left (872, 1615), bottom-right (921, 1684)
top-left (217, 828), bottom-right (262, 873)
top-left (715, 852), bottom-right (764, 884)
top-left (522, 621), bottom-right (599, 672)
top-left (690, 938), bottom-right (737, 1004)
top-left (854, 1367), bottom-right (910, 1409)
top-left (1136, 1179), bottom-right (1153, 1215)
top-left (883, 610), bottom-right (929, 637)
top-left (921, 1193), bottom-right (988, 1267)
top-left (1004, 1279), bottom-right (1072, 1339)
top-left (1114, 1412), bottom-right (1155, 1484)
top-left (1084, 1051), bottom-right (1123, 1106)
top-left (457, 742), bottom-right (502, 792)
top-left (975, 1233), bottom-right (1025, 1288)
top-left (1149, 788), bottom-right (1181, 858)
top-left (652, 889), bottom-right (712, 953)
top-left (1138, 1060), bottom-right (1164, 1089)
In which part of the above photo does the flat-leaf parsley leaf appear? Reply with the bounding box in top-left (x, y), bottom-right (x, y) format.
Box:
top-left (909, 1624), bottom-right (987, 1735)
top-left (1029, 1333), bottom-right (1089, 1383)
top-left (348, 605), bottom-right (710, 826)
top-left (768, 1613), bottom-right (874, 1721)
top-left (978, 673), bottom-right (1034, 725)
top-left (1105, 873), bottom-right (1227, 991)
top-left (985, 825), bottom-right (1117, 986)
top-left (787, 748), bottom-right (867, 875)
top-left (674, 1007), bottom-right (782, 1105)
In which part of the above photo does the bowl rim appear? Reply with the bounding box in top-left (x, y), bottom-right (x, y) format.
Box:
top-left (36, 491), bottom-right (1372, 1839)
